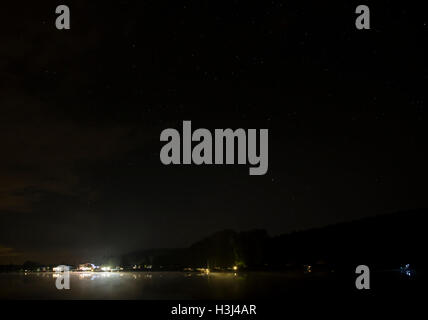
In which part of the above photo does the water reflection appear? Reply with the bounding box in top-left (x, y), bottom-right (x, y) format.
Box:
top-left (0, 271), bottom-right (314, 299)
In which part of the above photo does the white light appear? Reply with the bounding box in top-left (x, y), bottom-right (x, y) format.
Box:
top-left (79, 267), bottom-right (92, 271)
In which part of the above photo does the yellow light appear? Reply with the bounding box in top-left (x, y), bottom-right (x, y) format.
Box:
top-left (233, 266), bottom-right (238, 271)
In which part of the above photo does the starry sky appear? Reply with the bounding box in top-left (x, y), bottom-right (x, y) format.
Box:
top-left (0, 1), bottom-right (427, 264)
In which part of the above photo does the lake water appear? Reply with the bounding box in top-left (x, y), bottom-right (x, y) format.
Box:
top-left (0, 271), bottom-right (332, 299)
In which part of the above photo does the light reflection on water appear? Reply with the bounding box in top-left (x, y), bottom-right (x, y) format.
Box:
top-left (0, 271), bottom-right (318, 299)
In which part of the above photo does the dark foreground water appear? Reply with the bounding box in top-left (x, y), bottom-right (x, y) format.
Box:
top-left (0, 270), bottom-right (420, 299)
top-left (0, 271), bottom-right (338, 299)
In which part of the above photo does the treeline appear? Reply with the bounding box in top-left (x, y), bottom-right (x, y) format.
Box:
top-left (121, 229), bottom-right (269, 269)
top-left (121, 209), bottom-right (427, 270)
top-left (2, 209), bottom-right (426, 272)
top-left (0, 261), bottom-right (48, 272)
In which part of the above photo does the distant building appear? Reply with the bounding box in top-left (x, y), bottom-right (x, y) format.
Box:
top-left (78, 263), bottom-right (97, 271)
top-left (52, 265), bottom-right (70, 272)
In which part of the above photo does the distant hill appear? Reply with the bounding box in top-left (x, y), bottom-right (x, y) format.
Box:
top-left (121, 209), bottom-right (427, 270)
top-left (269, 209), bottom-right (427, 268)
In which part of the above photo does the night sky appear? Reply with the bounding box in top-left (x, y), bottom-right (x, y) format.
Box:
top-left (0, 1), bottom-right (427, 264)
